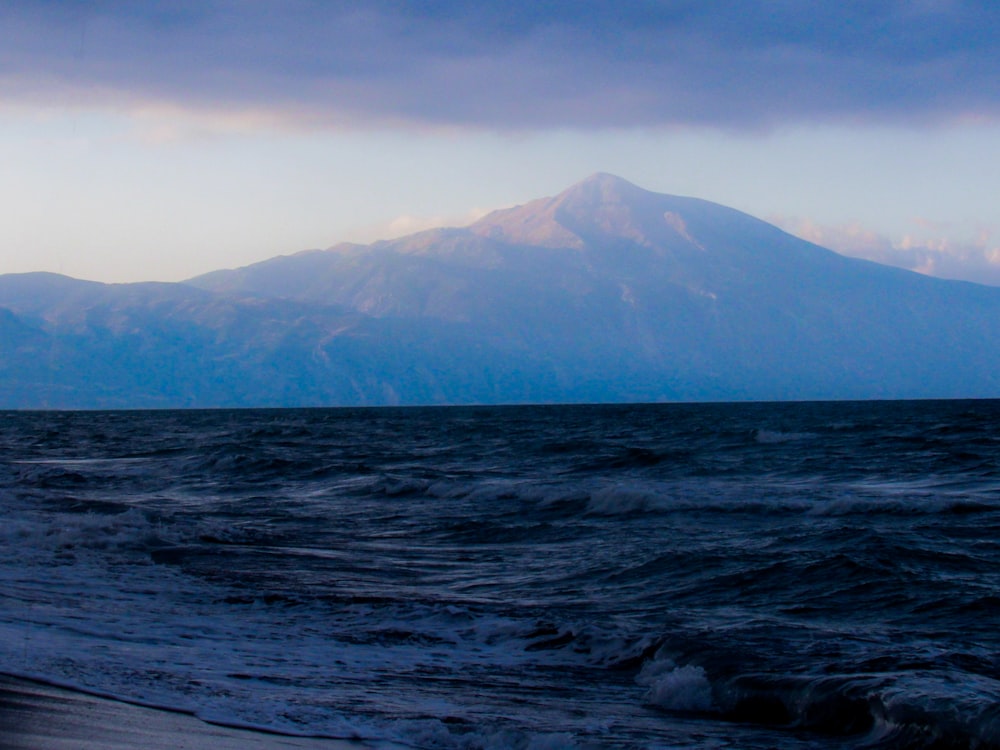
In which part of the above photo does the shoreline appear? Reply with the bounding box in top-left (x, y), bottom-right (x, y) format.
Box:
top-left (0, 674), bottom-right (387, 750)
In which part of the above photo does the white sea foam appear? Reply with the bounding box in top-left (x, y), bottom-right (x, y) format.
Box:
top-left (0, 506), bottom-right (170, 553)
top-left (637, 659), bottom-right (716, 713)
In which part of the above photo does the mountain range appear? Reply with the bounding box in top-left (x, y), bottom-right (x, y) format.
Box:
top-left (2, 173), bottom-right (999, 408)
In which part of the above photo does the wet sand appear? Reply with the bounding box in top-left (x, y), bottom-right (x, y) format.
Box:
top-left (0, 675), bottom-right (385, 750)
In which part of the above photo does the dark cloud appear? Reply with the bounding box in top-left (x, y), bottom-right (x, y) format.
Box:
top-left (1, 0), bottom-right (999, 129)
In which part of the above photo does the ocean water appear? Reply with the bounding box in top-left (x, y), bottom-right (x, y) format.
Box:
top-left (0, 401), bottom-right (998, 749)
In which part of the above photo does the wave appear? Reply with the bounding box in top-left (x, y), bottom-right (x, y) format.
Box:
top-left (630, 648), bottom-right (1000, 749)
top-left (753, 429), bottom-right (818, 444)
top-left (2, 401), bottom-right (998, 748)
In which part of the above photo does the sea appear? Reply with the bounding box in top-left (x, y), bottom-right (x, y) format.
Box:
top-left (1, 401), bottom-right (998, 749)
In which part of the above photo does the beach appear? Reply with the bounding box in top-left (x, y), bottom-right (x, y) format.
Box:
top-left (0, 675), bottom-right (375, 750)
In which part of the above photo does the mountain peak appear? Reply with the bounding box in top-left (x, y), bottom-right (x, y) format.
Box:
top-left (559, 172), bottom-right (648, 201)
top-left (551, 173), bottom-right (661, 226)
top-left (471, 173), bottom-right (697, 251)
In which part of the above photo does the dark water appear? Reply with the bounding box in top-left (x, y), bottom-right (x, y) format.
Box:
top-left (1, 401), bottom-right (999, 749)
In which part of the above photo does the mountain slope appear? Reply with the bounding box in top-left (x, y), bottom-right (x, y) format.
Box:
top-left (188, 174), bottom-right (1000, 402)
top-left (2, 175), bottom-right (999, 408)
top-left (0, 273), bottom-right (620, 408)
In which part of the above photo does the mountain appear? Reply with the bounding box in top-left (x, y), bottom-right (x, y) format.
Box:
top-left (2, 174), bottom-right (999, 407)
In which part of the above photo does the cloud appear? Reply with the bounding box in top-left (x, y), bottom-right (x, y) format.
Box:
top-left (775, 216), bottom-right (1000, 286)
top-left (1, 1), bottom-right (999, 130)
top-left (347, 207), bottom-right (492, 244)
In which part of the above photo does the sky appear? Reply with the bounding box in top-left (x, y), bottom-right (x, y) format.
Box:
top-left (1, 0), bottom-right (999, 285)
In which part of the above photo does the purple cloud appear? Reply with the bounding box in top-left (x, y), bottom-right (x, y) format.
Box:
top-left (1, 1), bottom-right (999, 129)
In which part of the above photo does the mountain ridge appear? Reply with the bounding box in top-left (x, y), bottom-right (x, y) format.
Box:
top-left (184, 175), bottom-right (855, 319)
top-left (2, 175), bottom-right (999, 408)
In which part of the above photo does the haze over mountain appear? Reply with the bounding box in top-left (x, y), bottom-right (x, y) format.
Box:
top-left (2, 174), bottom-right (999, 408)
